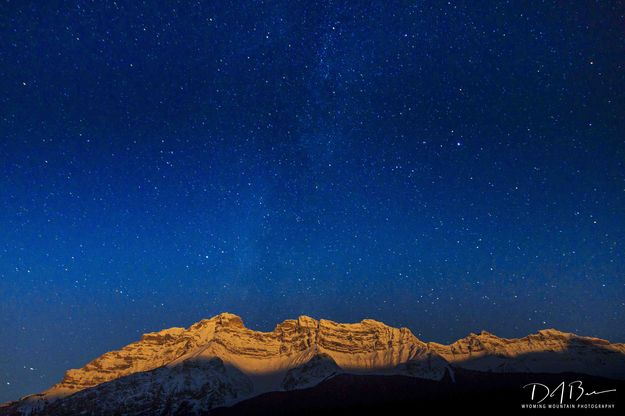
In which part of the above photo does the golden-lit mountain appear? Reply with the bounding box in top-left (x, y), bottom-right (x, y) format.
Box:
top-left (2, 313), bottom-right (624, 415)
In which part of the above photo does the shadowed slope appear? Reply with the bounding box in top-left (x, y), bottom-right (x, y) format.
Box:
top-left (211, 368), bottom-right (625, 415)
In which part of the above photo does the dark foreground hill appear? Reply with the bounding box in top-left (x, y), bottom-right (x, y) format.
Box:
top-left (212, 369), bottom-right (624, 415)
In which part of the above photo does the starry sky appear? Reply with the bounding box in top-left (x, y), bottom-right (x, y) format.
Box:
top-left (1, 0), bottom-right (624, 402)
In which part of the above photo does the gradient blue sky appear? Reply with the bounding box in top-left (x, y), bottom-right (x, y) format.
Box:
top-left (1, 0), bottom-right (624, 402)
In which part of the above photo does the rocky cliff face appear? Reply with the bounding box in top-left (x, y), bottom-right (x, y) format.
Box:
top-left (2, 313), bottom-right (624, 416)
top-left (428, 328), bottom-right (625, 379)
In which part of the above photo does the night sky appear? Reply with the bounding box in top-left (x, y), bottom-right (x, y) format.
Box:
top-left (1, 0), bottom-right (624, 402)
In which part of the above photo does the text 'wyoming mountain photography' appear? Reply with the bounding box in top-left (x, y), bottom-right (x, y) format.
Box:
top-left (1, 1), bottom-right (624, 414)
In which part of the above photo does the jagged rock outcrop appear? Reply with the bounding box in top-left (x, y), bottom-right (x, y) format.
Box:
top-left (2, 314), bottom-right (624, 416)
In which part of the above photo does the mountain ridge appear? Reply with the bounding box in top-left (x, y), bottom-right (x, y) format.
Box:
top-left (2, 312), bottom-right (624, 415)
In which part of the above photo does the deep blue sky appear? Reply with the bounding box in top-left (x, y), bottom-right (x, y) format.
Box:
top-left (1, 0), bottom-right (624, 402)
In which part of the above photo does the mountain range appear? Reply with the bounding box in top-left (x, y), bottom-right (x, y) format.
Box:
top-left (2, 312), bottom-right (624, 415)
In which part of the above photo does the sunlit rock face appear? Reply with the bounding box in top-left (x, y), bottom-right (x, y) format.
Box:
top-left (428, 328), bottom-right (625, 379)
top-left (3, 313), bottom-right (625, 416)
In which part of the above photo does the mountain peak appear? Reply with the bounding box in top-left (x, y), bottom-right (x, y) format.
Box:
top-left (140, 326), bottom-right (186, 342)
top-left (5, 315), bottom-right (625, 416)
top-left (536, 328), bottom-right (571, 337)
top-left (297, 315), bottom-right (318, 327)
top-left (194, 312), bottom-right (244, 327)
top-left (214, 312), bottom-right (245, 328)
top-left (360, 318), bottom-right (388, 326)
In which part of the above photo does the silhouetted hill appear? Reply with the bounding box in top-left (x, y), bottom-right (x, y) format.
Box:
top-left (212, 368), bottom-right (624, 415)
